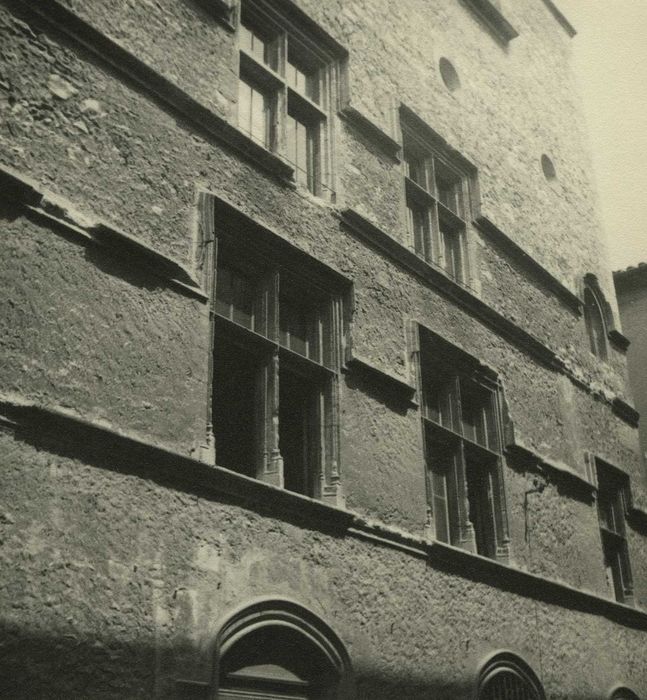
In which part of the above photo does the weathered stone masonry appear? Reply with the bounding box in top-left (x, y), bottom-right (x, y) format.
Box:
top-left (1, 0), bottom-right (647, 698)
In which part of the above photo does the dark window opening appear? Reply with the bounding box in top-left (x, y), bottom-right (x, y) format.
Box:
top-left (465, 453), bottom-right (496, 558)
top-left (280, 366), bottom-right (320, 496)
top-left (213, 333), bottom-right (260, 478)
top-left (419, 329), bottom-right (507, 560)
top-left (440, 219), bottom-right (463, 280)
top-left (209, 231), bottom-right (342, 502)
top-left (596, 461), bottom-right (633, 604)
top-left (220, 624), bottom-right (338, 700)
top-left (583, 286), bottom-right (608, 360)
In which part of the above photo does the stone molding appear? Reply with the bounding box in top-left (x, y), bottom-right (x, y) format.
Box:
top-left (11, 0), bottom-right (295, 183)
top-left (505, 443), bottom-right (596, 497)
top-left (339, 207), bottom-right (639, 427)
top-left (461, 0), bottom-right (519, 44)
top-left (338, 104), bottom-right (402, 162)
top-left (2, 395), bottom-right (647, 631)
top-left (343, 355), bottom-right (417, 406)
top-left (475, 214), bottom-right (583, 314)
top-left (0, 164), bottom-right (207, 301)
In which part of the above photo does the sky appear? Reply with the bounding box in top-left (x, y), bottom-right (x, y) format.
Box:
top-left (557, 0), bottom-right (647, 271)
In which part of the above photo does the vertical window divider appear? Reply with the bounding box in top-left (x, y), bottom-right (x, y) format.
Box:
top-left (492, 388), bottom-right (512, 562)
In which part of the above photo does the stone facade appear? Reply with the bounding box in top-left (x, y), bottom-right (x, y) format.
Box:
top-left (615, 264), bottom-right (647, 468)
top-left (1, 0), bottom-right (646, 698)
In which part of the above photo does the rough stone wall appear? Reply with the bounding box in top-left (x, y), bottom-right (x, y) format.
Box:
top-left (1, 0), bottom-right (646, 697)
top-left (3, 434), bottom-right (647, 699)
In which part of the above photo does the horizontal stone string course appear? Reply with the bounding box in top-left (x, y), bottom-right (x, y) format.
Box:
top-left (340, 207), bottom-right (639, 426)
top-left (0, 164), bottom-right (206, 300)
top-left (2, 393), bottom-right (646, 631)
top-left (12, 0), bottom-right (295, 183)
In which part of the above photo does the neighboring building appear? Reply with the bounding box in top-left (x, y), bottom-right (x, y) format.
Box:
top-left (615, 263), bottom-right (647, 465)
top-left (2, 0), bottom-right (647, 698)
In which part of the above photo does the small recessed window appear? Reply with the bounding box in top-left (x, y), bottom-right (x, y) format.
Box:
top-left (583, 283), bottom-right (608, 361)
top-left (439, 57), bottom-right (461, 92)
top-left (541, 154), bottom-right (556, 180)
top-left (611, 688), bottom-right (640, 700)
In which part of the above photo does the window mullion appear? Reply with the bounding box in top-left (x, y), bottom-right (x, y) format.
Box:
top-left (430, 202), bottom-right (441, 266)
top-left (274, 32), bottom-right (288, 156)
top-left (492, 392), bottom-right (511, 562)
top-left (426, 155), bottom-right (436, 196)
top-left (260, 269), bottom-right (282, 486)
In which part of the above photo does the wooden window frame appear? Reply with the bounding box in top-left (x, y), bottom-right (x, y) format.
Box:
top-left (236, 0), bottom-right (339, 198)
top-left (411, 324), bottom-right (511, 562)
top-left (400, 118), bottom-right (474, 287)
top-left (596, 459), bottom-right (634, 605)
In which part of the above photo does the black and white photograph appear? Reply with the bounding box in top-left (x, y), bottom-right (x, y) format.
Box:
top-left (1, 0), bottom-right (646, 697)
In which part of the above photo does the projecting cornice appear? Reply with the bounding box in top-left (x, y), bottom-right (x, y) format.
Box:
top-left (339, 207), bottom-right (639, 428)
top-left (461, 0), bottom-right (519, 44)
top-left (0, 165), bottom-right (206, 301)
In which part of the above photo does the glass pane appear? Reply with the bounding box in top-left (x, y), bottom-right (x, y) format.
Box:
top-left (465, 461), bottom-right (495, 557)
top-left (215, 264), bottom-right (256, 330)
top-left (405, 155), bottom-right (427, 189)
top-left (287, 42), bottom-right (319, 102)
top-left (426, 434), bottom-right (460, 545)
top-left (238, 79), bottom-right (269, 148)
top-left (286, 115), bottom-right (309, 187)
top-left (280, 298), bottom-right (308, 356)
top-left (240, 22), bottom-right (269, 65)
top-left (287, 61), bottom-right (308, 94)
top-left (237, 79), bottom-right (252, 135)
top-left (460, 378), bottom-right (497, 449)
top-left (239, 24), bottom-right (254, 55)
top-left (319, 301), bottom-right (333, 368)
top-left (280, 367), bottom-right (320, 497)
top-left (441, 223), bottom-right (463, 281)
top-left (584, 288), bottom-right (607, 359)
top-left (435, 160), bottom-right (464, 217)
top-left (408, 201), bottom-right (431, 261)
top-left (431, 467), bottom-right (449, 543)
top-left (422, 369), bottom-right (458, 430)
top-left (250, 87), bottom-right (268, 146)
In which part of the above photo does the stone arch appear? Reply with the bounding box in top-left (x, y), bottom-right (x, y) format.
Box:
top-left (476, 650), bottom-right (545, 700)
top-left (212, 596), bottom-right (353, 699)
top-left (609, 686), bottom-right (640, 700)
top-left (582, 273), bottom-right (613, 360)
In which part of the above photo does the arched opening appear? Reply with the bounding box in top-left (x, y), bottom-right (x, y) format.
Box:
top-left (610, 688), bottom-right (640, 700)
top-left (477, 652), bottom-right (544, 700)
top-left (583, 284), bottom-right (608, 360)
top-left (215, 598), bottom-right (351, 700)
